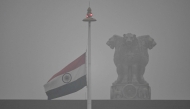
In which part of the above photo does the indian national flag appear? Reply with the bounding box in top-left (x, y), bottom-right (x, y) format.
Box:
top-left (44, 53), bottom-right (86, 100)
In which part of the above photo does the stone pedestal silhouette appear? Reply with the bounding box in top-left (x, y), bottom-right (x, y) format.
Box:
top-left (110, 83), bottom-right (151, 100)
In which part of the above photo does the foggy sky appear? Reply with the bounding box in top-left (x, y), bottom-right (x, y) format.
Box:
top-left (0, 0), bottom-right (190, 100)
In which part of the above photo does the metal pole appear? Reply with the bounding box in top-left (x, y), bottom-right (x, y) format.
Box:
top-left (83, 7), bottom-right (96, 109)
top-left (87, 21), bottom-right (91, 109)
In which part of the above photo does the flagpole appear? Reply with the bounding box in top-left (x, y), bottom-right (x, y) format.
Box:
top-left (83, 7), bottom-right (96, 109)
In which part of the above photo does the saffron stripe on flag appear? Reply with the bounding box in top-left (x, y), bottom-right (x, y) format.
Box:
top-left (48, 53), bottom-right (85, 82)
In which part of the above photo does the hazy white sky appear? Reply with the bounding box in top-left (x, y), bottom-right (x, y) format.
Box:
top-left (0, 0), bottom-right (190, 100)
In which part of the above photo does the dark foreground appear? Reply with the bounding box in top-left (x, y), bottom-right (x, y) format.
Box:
top-left (0, 100), bottom-right (189, 109)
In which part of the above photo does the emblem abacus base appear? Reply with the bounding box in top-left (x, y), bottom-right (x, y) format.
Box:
top-left (110, 82), bottom-right (151, 100)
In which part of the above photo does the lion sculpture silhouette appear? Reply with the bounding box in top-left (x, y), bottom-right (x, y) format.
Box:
top-left (106, 33), bottom-right (156, 84)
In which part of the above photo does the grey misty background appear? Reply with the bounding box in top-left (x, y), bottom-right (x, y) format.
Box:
top-left (0, 0), bottom-right (190, 100)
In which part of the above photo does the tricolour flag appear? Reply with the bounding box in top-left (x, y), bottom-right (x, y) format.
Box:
top-left (44, 53), bottom-right (86, 100)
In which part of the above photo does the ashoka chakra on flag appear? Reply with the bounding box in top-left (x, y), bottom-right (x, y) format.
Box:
top-left (62, 73), bottom-right (72, 83)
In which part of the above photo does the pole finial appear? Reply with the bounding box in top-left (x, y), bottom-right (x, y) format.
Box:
top-left (83, 1), bottom-right (96, 22)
